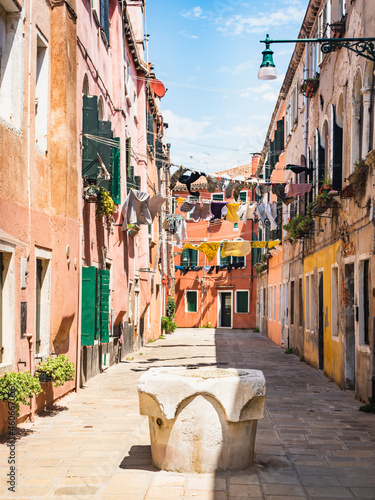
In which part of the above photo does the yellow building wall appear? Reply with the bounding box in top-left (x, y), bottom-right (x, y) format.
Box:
top-left (303, 242), bottom-right (342, 386)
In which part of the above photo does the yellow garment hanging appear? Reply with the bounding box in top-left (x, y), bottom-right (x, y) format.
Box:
top-left (182, 242), bottom-right (221, 262)
top-left (225, 203), bottom-right (240, 223)
top-left (250, 241), bottom-right (267, 248)
top-left (220, 241), bottom-right (252, 258)
top-left (268, 239), bottom-right (281, 249)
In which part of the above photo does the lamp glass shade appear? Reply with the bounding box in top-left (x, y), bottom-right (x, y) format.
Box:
top-left (258, 65), bottom-right (278, 80)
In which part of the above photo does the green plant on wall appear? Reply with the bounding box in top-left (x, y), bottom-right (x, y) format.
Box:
top-left (166, 296), bottom-right (176, 319)
top-left (96, 187), bottom-right (116, 230)
top-left (36, 355), bottom-right (75, 387)
top-left (283, 214), bottom-right (314, 240)
top-left (348, 159), bottom-right (369, 200)
top-left (0, 372), bottom-right (42, 417)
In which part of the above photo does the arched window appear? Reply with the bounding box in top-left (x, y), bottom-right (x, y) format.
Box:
top-left (331, 103), bottom-right (343, 190)
top-left (82, 74), bottom-right (89, 95)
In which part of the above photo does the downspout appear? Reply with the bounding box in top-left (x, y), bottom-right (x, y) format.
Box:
top-left (24, 333), bottom-right (35, 422)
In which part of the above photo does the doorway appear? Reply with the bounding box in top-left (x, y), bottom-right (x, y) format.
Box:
top-left (318, 272), bottom-right (324, 371)
top-left (345, 263), bottom-right (355, 390)
top-left (219, 292), bottom-right (232, 328)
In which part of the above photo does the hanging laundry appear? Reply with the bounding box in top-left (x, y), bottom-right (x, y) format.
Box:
top-left (217, 175), bottom-right (231, 192)
top-left (176, 196), bottom-right (185, 203)
top-left (211, 201), bottom-right (227, 221)
top-left (225, 176), bottom-right (245, 199)
top-left (179, 171), bottom-right (206, 196)
top-left (256, 203), bottom-right (267, 227)
top-left (286, 183), bottom-right (312, 197)
top-left (170, 166), bottom-right (188, 190)
top-left (206, 174), bottom-right (218, 193)
top-left (226, 203), bottom-right (240, 223)
top-left (207, 266), bottom-right (215, 274)
top-left (286, 164), bottom-right (313, 175)
top-left (181, 267), bottom-right (190, 275)
top-left (190, 266), bottom-right (203, 271)
top-left (246, 203), bottom-right (257, 219)
top-left (221, 241), bottom-right (252, 258)
top-left (179, 201), bottom-right (196, 212)
top-left (272, 184), bottom-right (295, 205)
top-left (270, 202), bottom-right (277, 221)
top-left (175, 265), bottom-right (184, 271)
top-left (149, 196), bottom-right (167, 221)
top-left (182, 242), bottom-right (221, 262)
top-left (174, 217), bottom-right (187, 247)
top-left (268, 239), bottom-right (281, 249)
top-left (251, 241), bottom-right (267, 248)
top-left (255, 184), bottom-right (271, 198)
top-left (265, 203), bottom-right (277, 231)
top-left (122, 189), bottom-right (152, 229)
top-left (192, 202), bottom-right (213, 222)
top-left (238, 203), bottom-right (249, 221)
top-left (204, 265), bottom-right (211, 272)
top-left (233, 181), bottom-right (245, 201)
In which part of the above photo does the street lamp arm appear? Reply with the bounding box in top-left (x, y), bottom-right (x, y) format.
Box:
top-left (260, 36), bottom-right (375, 63)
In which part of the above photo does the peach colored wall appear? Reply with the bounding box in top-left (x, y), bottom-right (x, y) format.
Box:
top-left (0, 2), bottom-right (79, 435)
top-left (266, 251), bottom-right (283, 346)
top-left (173, 187), bottom-right (258, 329)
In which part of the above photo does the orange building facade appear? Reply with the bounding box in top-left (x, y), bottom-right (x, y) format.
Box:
top-left (172, 161), bottom-right (260, 329)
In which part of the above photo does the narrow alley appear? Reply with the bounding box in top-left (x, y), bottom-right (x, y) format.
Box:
top-left (1, 328), bottom-right (374, 499)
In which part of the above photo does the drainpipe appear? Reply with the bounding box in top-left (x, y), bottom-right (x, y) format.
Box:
top-left (24, 333), bottom-right (35, 422)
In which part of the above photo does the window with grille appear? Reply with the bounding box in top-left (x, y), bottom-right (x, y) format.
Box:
top-left (186, 291), bottom-right (198, 313)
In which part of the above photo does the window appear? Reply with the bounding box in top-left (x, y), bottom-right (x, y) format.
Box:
top-left (35, 29), bottom-right (49, 154)
top-left (278, 283), bottom-right (281, 323)
top-left (236, 291), bottom-right (249, 314)
top-left (359, 259), bottom-right (370, 345)
top-left (0, 247), bottom-right (15, 366)
top-left (186, 291), bottom-right (198, 313)
top-left (331, 266), bottom-right (339, 338)
top-left (133, 90), bottom-right (138, 123)
top-left (239, 192), bottom-right (247, 203)
top-left (35, 249), bottom-right (51, 356)
top-left (0, 6), bottom-right (23, 130)
top-left (182, 248), bottom-right (198, 267)
top-left (299, 278), bottom-right (303, 327)
top-left (317, 1), bottom-right (331, 65)
top-left (273, 285), bottom-right (276, 321)
top-left (284, 282), bottom-right (288, 326)
top-left (188, 194), bottom-right (200, 219)
top-left (212, 193), bottom-right (224, 201)
top-left (269, 286), bottom-right (272, 320)
top-left (290, 280), bottom-right (295, 325)
top-left (100, 0), bottom-right (110, 45)
top-left (305, 275), bottom-right (310, 331)
top-left (338, 0), bottom-right (346, 19)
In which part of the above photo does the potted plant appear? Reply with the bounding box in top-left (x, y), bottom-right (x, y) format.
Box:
top-left (283, 214), bottom-right (314, 240)
top-left (0, 371), bottom-right (42, 417)
top-left (330, 19), bottom-right (346, 38)
top-left (254, 263), bottom-right (266, 274)
top-left (299, 75), bottom-right (320, 98)
top-left (36, 355), bottom-right (75, 387)
top-left (96, 187), bottom-right (117, 231)
top-left (321, 176), bottom-right (332, 190)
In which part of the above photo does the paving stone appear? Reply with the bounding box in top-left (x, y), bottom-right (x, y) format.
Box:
top-left (306, 486), bottom-right (352, 498)
top-left (262, 483), bottom-right (305, 496)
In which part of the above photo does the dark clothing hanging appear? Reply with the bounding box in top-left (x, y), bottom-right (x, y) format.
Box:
top-left (170, 166), bottom-right (189, 190)
top-left (272, 184), bottom-right (295, 205)
top-left (211, 201), bottom-right (227, 220)
top-left (179, 171), bottom-right (206, 196)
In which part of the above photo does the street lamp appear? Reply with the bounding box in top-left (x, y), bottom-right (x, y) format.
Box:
top-left (258, 34), bottom-right (375, 80)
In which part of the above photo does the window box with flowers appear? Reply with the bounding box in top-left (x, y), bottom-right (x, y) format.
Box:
top-left (330, 19), bottom-right (346, 38)
top-left (283, 213), bottom-right (314, 240)
top-left (299, 76), bottom-right (320, 98)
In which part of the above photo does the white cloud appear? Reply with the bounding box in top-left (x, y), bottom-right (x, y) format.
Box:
top-left (239, 83), bottom-right (274, 98)
top-left (178, 30), bottom-right (199, 39)
top-left (216, 6), bottom-right (305, 35)
top-left (163, 109), bottom-right (211, 141)
top-left (217, 60), bottom-right (254, 75)
top-left (181, 6), bottom-right (205, 19)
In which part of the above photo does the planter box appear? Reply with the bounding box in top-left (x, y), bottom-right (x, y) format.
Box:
top-left (36, 372), bottom-right (54, 383)
top-left (330, 22), bottom-right (345, 38)
top-left (300, 79), bottom-right (319, 98)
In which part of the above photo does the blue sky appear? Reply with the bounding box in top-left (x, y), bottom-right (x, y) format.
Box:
top-left (146, 0), bottom-right (309, 174)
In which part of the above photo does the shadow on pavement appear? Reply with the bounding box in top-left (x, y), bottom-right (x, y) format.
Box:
top-left (119, 445), bottom-right (158, 472)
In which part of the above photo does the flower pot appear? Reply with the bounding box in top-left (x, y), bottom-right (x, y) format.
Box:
top-left (330, 23), bottom-right (345, 38)
top-left (36, 372), bottom-right (54, 383)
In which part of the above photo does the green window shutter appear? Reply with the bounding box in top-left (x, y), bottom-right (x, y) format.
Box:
top-left (147, 112), bottom-right (154, 150)
top-left (95, 269), bottom-right (101, 341)
top-left (239, 192), bottom-right (247, 202)
top-left (111, 138), bottom-right (121, 204)
top-left (82, 95), bottom-right (99, 181)
top-left (212, 193), bottom-right (224, 201)
top-left (100, 269), bottom-right (110, 343)
top-left (191, 249), bottom-right (198, 267)
top-left (134, 175), bottom-right (141, 191)
top-left (81, 267), bottom-right (97, 346)
top-left (182, 249), bottom-right (189, 266)
top-left (236, 291), bottom-right (248, 313)
top-left (318, 130), bottom-right (325, 188)
top-left (332, 106), bottom-right (343, 191)
top-left (187, 291), bottom-right (197, 312)
top-left (155, 139), bottom-right (163, 169)
top-left (126, 137), bottom-right (134, 193)
top-left (98, 120), bottom-right (113, 192)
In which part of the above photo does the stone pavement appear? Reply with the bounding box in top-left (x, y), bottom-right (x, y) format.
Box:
top-left (1, 328), bottom-right (375, 500)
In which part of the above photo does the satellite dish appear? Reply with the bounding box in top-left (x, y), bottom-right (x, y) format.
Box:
top-left (150, 79), bottom-right (166, 98)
